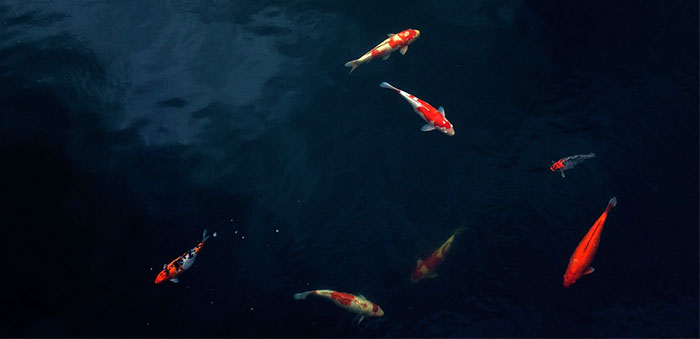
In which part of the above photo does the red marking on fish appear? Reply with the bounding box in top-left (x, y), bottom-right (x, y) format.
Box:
top-left (330, 291), bottom-right (355, 306)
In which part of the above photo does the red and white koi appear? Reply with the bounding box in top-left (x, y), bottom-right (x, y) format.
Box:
top-left (380, 81), bottom-right (455, 136)
top-left (563, 197), bottom-right (617, 288)
top-left (155, 229), bottom-right (216, 284)
top-left (293, 289), bottom-right (384, 323)
top-left (344, 29), bottom-right (420, 74)
top-left (411, 226), bottom-right (465, 282)
top-left (550, 153), bottom-right (596, 178)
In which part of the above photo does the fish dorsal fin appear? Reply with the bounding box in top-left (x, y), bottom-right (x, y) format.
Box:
top-left (399, 45), bottom-right (408, 55)
top-left (388, 33), bottom-right (395, 37)
top-left (382, 53), bottom-right (391, 60)
top-left (438, 106), bottom-right (445, 117)
top-left (417, 259), bottom-right (423, 266)
top-left (584, 267), bottom-right (595, 275)
top-left (163, 264), bottom-right (167, 270)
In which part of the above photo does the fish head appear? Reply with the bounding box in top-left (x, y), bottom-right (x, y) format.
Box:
top-left (154, 270), bottom-right (169, 284)
top-left (411, 29), bottom-right (420, 41)
top-left (435, 120), bottom-right (455, 136)
top-left (401, 29), bottom-right (420, 44)
top-left (562, 273), bottom-right (576, 288)
top-left (550, 161), bottom-right (564, 171)
top-left (372, 303), bottom-right (385, 317)
top-left (410, 268), bottom-right (423, 283)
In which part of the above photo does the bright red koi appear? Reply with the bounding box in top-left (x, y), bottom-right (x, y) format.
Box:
top-left (563, 197), bottom-right (617, 288)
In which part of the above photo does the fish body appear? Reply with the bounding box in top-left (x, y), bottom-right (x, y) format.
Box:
top-left (563, 197), bottom-right (617, 288)
top-left (155, 229), bottom-right (216, 284)
top-left (344, 29), bottom-right (420, 74)
top-left (293, 289), bottom-right (384, 322)
top-left (411, 227), bottom-right (465, 282)
top-left (550, 153), bottom-right (596, 177)
top-left (380, 81), bottom-right (455, 136)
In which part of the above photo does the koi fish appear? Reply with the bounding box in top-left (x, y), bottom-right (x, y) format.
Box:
top-left (563, 197), bottom-right (617, 288)
top-left (344, 29), bottom-right (420, 74)
top-left (411, 226), bottom-right (466, 282)
top-left (380, 81), bottom-right (455, 136)
top-left (155, 229), bottom-right (217, 284)
top-left (293, 289), bottom-right (384, 323)
top-left (550, 153), bottom-right (596, 178)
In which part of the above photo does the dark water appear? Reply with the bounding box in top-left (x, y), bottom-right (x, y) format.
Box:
top-left (1, 1), bottom-right (698, 337)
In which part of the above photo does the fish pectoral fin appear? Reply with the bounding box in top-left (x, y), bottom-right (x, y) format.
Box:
top-left (438, 106), bottom-right (445, 117)
top-left (399, 45), bottom-right (408, 55)
top-left (387, 33), bottom-right (395, 37)
top-left (170, 278), bottom-right (179, 283)
top-left (427, 272), bottom-right (438, 279)
top-left (163, 264), bottom-right (167, 270)
top-left (382, 53), bottom-right (391, 60)
top-left (358, 315), bottom-right (365, 324)
top-left (421, 124), bottom-right (436, 132)
top-left (561, 171), bottom-right (566, 178)
top-left (584, 267), bottom-right (595, 275)
top-left (416, 259), bottom-right (423, 266)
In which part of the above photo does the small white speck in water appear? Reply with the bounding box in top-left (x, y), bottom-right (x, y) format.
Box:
top-left (250, 307), bottom-right (254, 311)
top-left (241, 236), bottom-right (245, 239)
top-left (210, 301), bottom-right (214, 305)
top-left (275, 229), bottom-right (279, 233)
top-left (234, 230), bottom-right (238, 234)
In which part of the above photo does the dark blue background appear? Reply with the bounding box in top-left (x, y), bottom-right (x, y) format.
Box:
top-left (1, 0), bottom-right (697, 337)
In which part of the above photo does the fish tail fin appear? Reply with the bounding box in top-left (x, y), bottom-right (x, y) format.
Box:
top-left (454, 223), bottom-right (467, 236)
top-left (344, 59), bottom-right (361, 74)
top-left (202, 229), bottom-right (217, 243)
top-left (379, 81), bottom-right (399, 91)
top-left (606, 197), bottom-right (617, 211)
top-left (293, 291), bottom-right (315, 300)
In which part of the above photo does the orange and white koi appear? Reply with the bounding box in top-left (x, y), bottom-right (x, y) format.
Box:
top-left (550, 153), bottom-right (596, 178)
top-left (380, 81), bottom-right (455, 136)
top-left (155, 229), bottom-right (216, 284)
top-left (411, 226), bottom-right (465, 282)
top-left (344, 29), bottom-right (420, 74)
top-left (293, 289), bottom-right (384, 323)
top-left (563, 197), bottom-right (617, 288)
